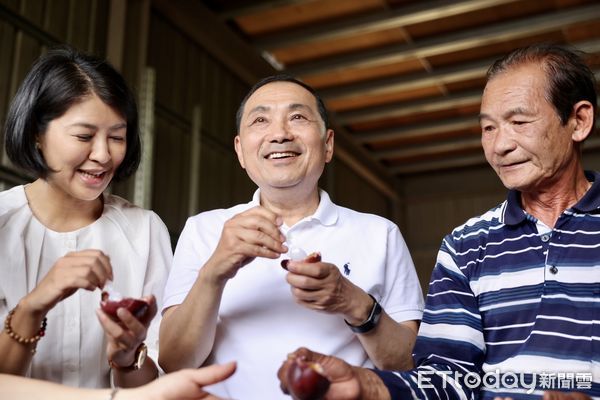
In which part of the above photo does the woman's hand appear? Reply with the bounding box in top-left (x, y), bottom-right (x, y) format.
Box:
top-left (124, 363), bottom-right (236, 400)
top-left (24, 250), bottom-right (113, 314)
top-left (96, 295), bottom-right (157, 369)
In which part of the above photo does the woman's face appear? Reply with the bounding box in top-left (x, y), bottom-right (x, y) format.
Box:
top-left (38, 93), bottom-right (127, 202)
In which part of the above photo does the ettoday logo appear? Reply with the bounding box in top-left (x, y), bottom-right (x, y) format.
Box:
top-left (417, 370), bottom-right (593, 394)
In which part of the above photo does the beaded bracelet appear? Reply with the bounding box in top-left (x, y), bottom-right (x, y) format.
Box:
top-left (3, 307), bottom-right (47, 355)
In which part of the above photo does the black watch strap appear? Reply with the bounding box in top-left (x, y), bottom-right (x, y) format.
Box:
top-left (344, 294), bottom-right (382, 333)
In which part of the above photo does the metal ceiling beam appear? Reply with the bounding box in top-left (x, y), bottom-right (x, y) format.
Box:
top-left (337, 91), bottom-right (482, 125)
top-left (286, 4), bottom-right (600, 76)
top-left (255, 0), bottom-right (521, 50)
top-left (355, 116), bottom-right (479, 144)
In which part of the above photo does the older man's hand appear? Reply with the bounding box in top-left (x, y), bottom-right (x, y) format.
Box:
top-left (278, 347), bottom-right (391, 400)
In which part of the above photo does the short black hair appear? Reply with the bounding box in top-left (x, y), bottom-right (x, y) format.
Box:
top-left (4, 45), bottom-right (141, 181)
top-left (235, 74), bottom-right (329, 132)
top-left (487, 43), bottom-right (597, 135)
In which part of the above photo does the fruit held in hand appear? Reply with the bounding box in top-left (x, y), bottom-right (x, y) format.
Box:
top-left (286, 358), bottom-right (330, 400)
top-left (100, 292), bottom-right (148, 320)
top-left (281, 252), bottom-right (322, 270)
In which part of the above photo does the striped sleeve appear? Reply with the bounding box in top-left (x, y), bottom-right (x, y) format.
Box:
top-left (374, 234), bottom-right (485, 399)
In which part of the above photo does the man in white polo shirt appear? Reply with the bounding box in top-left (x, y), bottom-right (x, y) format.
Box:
top-left (158, 75), bottom-right (424, 399)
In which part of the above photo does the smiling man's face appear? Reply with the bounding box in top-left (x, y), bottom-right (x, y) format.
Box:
top-left (479, 62), bottom-right (577, 193)
top-left (235, 81), bottom-right (334, 193)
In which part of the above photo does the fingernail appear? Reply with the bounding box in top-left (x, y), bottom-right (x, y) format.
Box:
top-left (281, 259), bottom-right (289, 270)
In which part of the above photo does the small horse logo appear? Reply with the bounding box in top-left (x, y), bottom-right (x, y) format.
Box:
top-left (343, 263), bottom-right (351, 276)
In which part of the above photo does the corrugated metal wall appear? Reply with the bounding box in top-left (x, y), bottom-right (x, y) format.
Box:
top-left (147, 11), bottom-right (255, 235)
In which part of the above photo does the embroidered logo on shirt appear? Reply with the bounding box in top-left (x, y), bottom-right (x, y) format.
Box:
top-left (343, 263), bottom-right (351, 276)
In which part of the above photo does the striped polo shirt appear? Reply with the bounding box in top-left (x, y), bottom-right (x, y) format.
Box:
top-left (377, 171), bottom-right (600, 399)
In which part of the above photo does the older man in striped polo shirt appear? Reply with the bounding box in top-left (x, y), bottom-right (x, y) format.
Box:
top-left (279, 43), bottom-right (599, 400)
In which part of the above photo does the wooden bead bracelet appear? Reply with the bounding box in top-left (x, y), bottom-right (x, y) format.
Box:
top-left (3, 307), bottom-right (47, 354)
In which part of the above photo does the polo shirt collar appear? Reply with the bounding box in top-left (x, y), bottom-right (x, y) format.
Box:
top-left (311, 189), bottom-right (338, 226)
top-left (250, 189), bottom-right (338, 227)
top-left (572, 170), bottom-right (600, 212)
top-left (503, 189), bottom-right (527, 226)
top-left (502, 170), bottom-right (600, 225)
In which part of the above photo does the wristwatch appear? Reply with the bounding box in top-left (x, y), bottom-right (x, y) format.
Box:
top-left (344, 294), bottom-right (382, 334)
top-left (109, 342), bottom-right (147, 371)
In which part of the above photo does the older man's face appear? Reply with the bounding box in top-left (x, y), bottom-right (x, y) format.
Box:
top-left (234, 81), bottom-right (334, 193)
top-left (479, 62), bottom-right (577, 193)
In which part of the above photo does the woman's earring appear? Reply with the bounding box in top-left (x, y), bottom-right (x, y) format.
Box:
top-left (35, 142), bottom-right (41, 150)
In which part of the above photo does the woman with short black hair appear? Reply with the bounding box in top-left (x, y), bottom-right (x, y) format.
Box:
top-left (0, 46), bottom-right (172, 388)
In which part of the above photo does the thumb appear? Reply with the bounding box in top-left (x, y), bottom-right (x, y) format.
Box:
top-left (190, 362), bottom-right (237, 387)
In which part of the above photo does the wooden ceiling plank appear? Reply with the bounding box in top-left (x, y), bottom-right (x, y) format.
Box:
top-left (375, 137), bottom-right (483, 160)
top-left (320, 58), bottom-right (491, 99)
top-left (317, 38), bottom-right (600, 100)
top-left (391, 137), bottom-right (600, 174)
top-left (390, 154), bottom-right (487, 174)
top-left (338, 91), bottom-right (482, 125)
top-left (336, 55), bottom-right (600, 125)
top-left (217, 0), bottom-right (308, 20)
top-left (255, 0), bottom-right (520, 50)
top-left (285, 4), bottom-right (600, 76)
top-left (328, 85), bottom-right (442, 113)
top-left (355, 116), bottom-right (478, 143)
top-left (235, 0), bottom-right (386, 37)
top-left (382, 119), bottom-right (600, 162)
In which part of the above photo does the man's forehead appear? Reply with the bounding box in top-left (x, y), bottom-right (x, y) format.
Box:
top-left (485, 62), bottom-right (547, 91)
top-left (244, 81), bottom-right (317, 111)
top-left (251, 102), bottom-right (313, 114)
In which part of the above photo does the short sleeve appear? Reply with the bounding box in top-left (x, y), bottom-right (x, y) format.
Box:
top-left (381, 224), bottom-right (424, 323)
top-left (137, 211), bottom-right (173, 370)
top-left (162, 216), bottom-right (211, 311)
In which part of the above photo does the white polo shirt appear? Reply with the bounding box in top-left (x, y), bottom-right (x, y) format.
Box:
top-left (163, 189), bottom-right (424, 399)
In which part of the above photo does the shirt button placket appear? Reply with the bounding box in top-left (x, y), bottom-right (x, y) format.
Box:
top-left (541, 232), bottom-right (556, 282)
